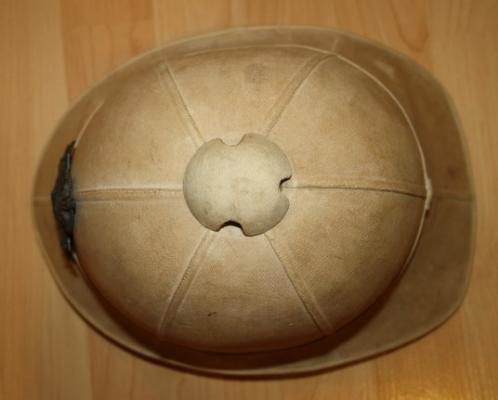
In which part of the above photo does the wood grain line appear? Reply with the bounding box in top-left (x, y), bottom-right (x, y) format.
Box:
top-left (285, 175), bottom-right (428, 198)
top-left (73, 187), bottom-right (183, 202)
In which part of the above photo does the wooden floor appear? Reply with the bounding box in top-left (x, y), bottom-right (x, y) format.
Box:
top-left (1, 1), bottom-right (498, 399)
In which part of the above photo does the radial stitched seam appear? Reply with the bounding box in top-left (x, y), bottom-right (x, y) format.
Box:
top-left (156, 65), bottom-right (205, 147)
top-left (260, 53), bottom-right (332, 137)
top-left (73, 100), bottom-right (106, 148)
top-left (33, 191), bottom-right (471, 204)
top-left (264, 233), bottom-right (332, 335)
top-left (156, 230), bottom-right (215, 338)
top-left (333, 54), bottom-right (431, 207)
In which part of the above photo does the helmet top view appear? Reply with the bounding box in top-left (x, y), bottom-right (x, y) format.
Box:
top-left (33, 26), bottom-right (474, 376)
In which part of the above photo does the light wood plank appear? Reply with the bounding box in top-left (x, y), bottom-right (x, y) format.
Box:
top-left (0, 1), bottom-right (92, 399)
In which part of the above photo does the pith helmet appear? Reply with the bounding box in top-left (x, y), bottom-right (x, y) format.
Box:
top-left (33, 26), bottom-right (475, 376)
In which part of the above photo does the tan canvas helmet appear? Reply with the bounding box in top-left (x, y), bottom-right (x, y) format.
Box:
top-left (32, 26), bottom-right (475, 376)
